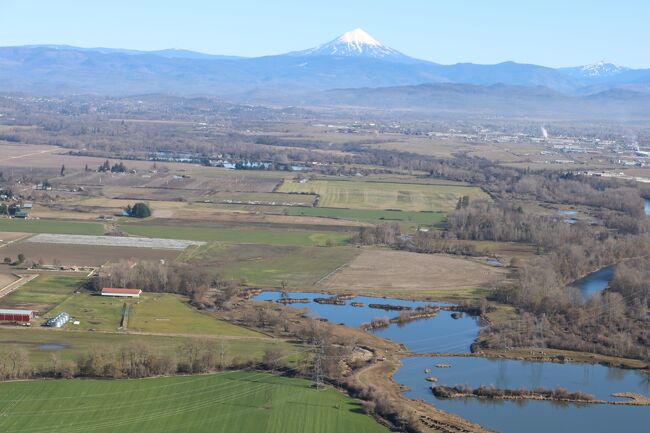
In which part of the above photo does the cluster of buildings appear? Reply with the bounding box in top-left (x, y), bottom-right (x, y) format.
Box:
top-left (0, 288), bottom-right (142, 326)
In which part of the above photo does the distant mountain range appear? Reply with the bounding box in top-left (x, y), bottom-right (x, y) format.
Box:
top-left (1, 28), bottom-right (649, 115)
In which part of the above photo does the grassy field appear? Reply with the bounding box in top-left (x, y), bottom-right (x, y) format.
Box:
top-left (181, 243), bottom-right (360, 288)
top-left (0, 372), bottom-right (388, 433)
top-left (285, 206), bottom-right (446, 225)
top-left (128, 293), bottom-right (260, 336)
top-left (0, 328), bottom-right (294, 365)
top-left (121, 223), bottom-right (351, 247)
top-left (0, 218), bottom-right (104, 235)
top-left (278, 179), bottom-right (488, 212)
top-left (50, 292), bottom-right (261, 337)
top-left (0, 274), bottom-right (86, 313)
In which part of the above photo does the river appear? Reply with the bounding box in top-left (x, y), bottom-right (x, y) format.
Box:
top-left (253, 291), bottom-right (649, 433)
top-left (395, 356), bottom-right (650, 433)
top-left (253, 291), bottom-right (481, 353)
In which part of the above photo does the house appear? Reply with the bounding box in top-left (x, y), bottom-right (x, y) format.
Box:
top-left (101, 288), bottom-right (142, 298)
top-left (0, 309), bottom-right (34, 323)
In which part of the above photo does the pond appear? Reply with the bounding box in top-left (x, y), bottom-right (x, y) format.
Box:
top-left (645, 198), bottom-right (650, 216)
top-left (395, 356), bottom-right (650, 433)
top-left (569, 266), bottom-right (614, 299)
top-left (38, 344), bottom-right (66, 350)
top-left (253, 291), bottom-right (481, 353)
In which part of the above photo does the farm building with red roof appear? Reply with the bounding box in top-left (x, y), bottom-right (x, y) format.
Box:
top-left (101, 288), bottom-right (142, 298)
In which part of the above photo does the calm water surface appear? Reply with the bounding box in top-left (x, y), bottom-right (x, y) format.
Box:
top-left (254, 291), bottom-right (650, 433)
top-left (570, 266), bottom-right (614, 299)
top-left (253, 291), bottom-right (481, 353)
top-left (396, 356), bottom-right (650, 433)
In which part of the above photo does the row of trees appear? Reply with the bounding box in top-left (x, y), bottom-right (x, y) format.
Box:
top-left (0, 339), bottom-right (277, 381)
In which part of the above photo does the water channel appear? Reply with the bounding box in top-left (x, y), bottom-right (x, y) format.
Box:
top-left (254, 287), bottom-right (649, 433)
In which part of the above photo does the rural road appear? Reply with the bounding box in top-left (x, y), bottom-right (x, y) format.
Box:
top-left (0, 274), bottom-right (38, 300)
top-left (0, 148), bottom-right (57, 163)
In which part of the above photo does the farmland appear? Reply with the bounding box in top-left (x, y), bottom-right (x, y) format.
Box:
top-left (0, 372), bottom-right (389, 433)
top-left (0, 242), bottom-right (181, 267)
top-left (285, 206), bottom-right (446, 226)
top-left (0, 274), bottom-right (86, 313)
top-left (322, 249), bottom-right (504, 300)
top-left (0, 328), bottom-right (294, 366)
top-left (26, 233), bottom-right (205, 250)
top-left (121, 222), bottom-right (351, 247)
top-left (182, 243), bottom-right (360, 288)
top-left (278, 179), bottom-right (488, 212)
top-left (49, 291), bottom-right (261, 336)
top-left (0, 219), bottom-right (104, 235)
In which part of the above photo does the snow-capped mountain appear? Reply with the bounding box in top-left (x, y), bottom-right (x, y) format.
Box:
top-left (561, 61), bottom-right (630, 78)
top-left (291, 28), bottom-right (415, 62)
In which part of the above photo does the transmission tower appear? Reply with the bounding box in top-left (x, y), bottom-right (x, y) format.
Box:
top-left (313, 342), bottom-right (324, 390)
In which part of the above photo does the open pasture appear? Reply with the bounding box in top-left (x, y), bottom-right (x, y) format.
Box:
top-left (0, 274), bottom-right (86, 313)
top-left (59, 168), bottom-right (282, 193)
top-left (182, 243), bottom-right (360, 288)
top-left (0, 143), bottom-right (190, 172)
top-left (121, 221), bottom-right (351, 247)
top-left (49, 292), bottom-right (260, 337)
top-left (0, 372), bottom-right (388, 433)
top-left (159, 210), bottom-right (369, 229)
top-left (278, 179), bottom-right (488, 212)
top-left (127, 293), bottom-right (260, 336)
top-left (322, 248), bottom-right (505, 298)
top-left (0, 327), bottom-right (293, 365)
top-left (285, 206), bottom-right (446, 226)
top-left (0, 218), bottom-right (104, 235)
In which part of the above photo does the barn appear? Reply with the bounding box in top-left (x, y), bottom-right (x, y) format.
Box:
top-left (0, 309), bottom-right (34, 323)
top-left (101, 288), bottom-right (142, 298)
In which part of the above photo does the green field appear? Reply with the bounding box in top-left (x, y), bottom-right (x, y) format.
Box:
top-left (181, 243), bottom-right (360, 288)
top-left (121, 223), bottom-right (351, 246)
top-left (286, 206), bottom-right (446, 225)
top-left (49, 292), bottom-right (260, 337)
top-left (0, 274), bottom-right (86, 313)
top-left (0, 372), bottom-right (388, 433)
top-left (0, 218), bottom-right (104, 235)
top-left (0, 327), bottom-right (293, 366)
top-left (278, 179), bottom-right (488, 211)
top-left (128, 293), bottom-right (260, 336)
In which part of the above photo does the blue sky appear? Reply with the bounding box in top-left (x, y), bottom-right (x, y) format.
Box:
top-left (1, 0), bottom-right (648, 68)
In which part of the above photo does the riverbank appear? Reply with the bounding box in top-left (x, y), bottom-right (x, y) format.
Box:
top-left (355, 355), bottom-right (493, 433)
top-left (475, 347), bottom-right (648, 370)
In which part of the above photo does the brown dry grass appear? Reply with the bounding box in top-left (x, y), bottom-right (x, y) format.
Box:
top-left (168, 208), bottom-right (370, 228)
top-left (322, 248), bottom-right (505, 294)
top-left (1, 242), bottom-right (180, 267)
top-left (0, 231), bottom-right (30, 244)
top-left (0, 271), bottom-right (18, 291)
